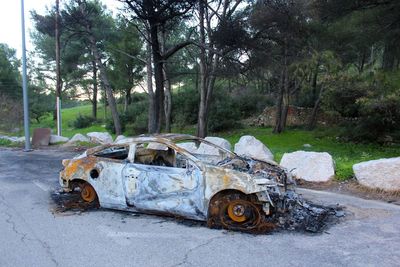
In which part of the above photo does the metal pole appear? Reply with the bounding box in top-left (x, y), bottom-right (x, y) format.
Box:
top-left (55, 0), bottom-right (62, 136)
top-left (20, 0), bottom-right (31, 151)
top-left (57, 97), bottom-right (62, 135)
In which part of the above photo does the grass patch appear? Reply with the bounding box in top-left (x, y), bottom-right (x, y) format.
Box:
top-left (29, 104), bottom-right (109, 138)
top-left (3, 104), bottom-right (399, 180)
top-left (218, 127), bottom-right (400, 180)
top-left (0, 138), bottom-right (23, 148)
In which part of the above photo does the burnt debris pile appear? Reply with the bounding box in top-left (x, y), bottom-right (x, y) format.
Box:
top-left (51, 190), bottom-right (99, 213)
top-left (271, 191), bottom-right (345, 233)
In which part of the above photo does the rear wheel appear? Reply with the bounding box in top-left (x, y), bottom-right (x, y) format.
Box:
top-left (80, 183), bottom-right (97, 203)
top-left (207, 192), bottom-right (270, 232)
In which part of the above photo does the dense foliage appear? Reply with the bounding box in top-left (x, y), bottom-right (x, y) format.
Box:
top-left (2, 0), bottom-right (399, 144)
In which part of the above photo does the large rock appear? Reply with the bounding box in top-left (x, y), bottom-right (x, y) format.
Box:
top-left (0, 135), bottom-right (16, 142)
top-left (87, 132), bottom-right (113, 144)
top-left (49, 135), bottom-right (69, 144)
top-left (234, 135), bottom-right (274, 161)
top-left (114, 135), bottom-right (127, 143)
top-left (15, 137), bottom-right (26, 143)
top-left (197, 137), bottom-right (231, 155)
top-left (67, 133), bottom-right (90, 144)
top-left (177, 142), bottom-right (198, 153)
top-left (280, 151), bottom-right (335, 182)
top-left (353, 157), bottom-right (400, 191)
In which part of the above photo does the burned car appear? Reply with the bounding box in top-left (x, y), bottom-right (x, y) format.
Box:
top-left (59, 134), bottom-right (296, 232)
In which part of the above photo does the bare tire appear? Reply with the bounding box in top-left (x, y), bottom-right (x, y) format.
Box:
top-left (207, 192), bottom-right (266, 232)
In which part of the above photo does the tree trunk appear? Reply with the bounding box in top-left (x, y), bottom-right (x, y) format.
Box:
top-left (124, 88), bottom-right (131, 113)
top-left (382, 40), bottom-right (396, 70)
top-left (149, 24), bottom-right (164, 133)
top-left (197, 0), bottom-right (208, 138)
top-left (146, 37), bottom-right (156, 134)
top-left (160, 28), bottom-right (172, 133)
top-left (274, 42), bottom-right (290, 134)
top-left (92, 58), bottom-right (97, 119)
top-left (273, 70), bottom-right (284, 134)
top-left (163, 66), bottom-right (172, 133)
top-left (88, 34), bottom-right (121, 135)
top-left (308, 87), bottom-right (324, 130)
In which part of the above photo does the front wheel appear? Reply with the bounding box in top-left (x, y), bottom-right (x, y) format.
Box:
top-left (207, 192), bottom-right (272, 233)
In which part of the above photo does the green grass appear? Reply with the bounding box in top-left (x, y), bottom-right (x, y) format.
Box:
top-left (0, 138), bottom-right (23, 148)
top-left (3, 104), bottom-right (400, 180)
top-left (30, 104), bottom-right (108, 138)
top-left (218, 127), bottom-right (400, 180)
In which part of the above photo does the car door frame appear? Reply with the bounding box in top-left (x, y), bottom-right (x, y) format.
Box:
top-left (122, 142), bottom-right (207, 220)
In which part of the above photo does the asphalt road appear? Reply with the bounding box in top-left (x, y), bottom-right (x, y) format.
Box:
top-left (0, 148), bottom-right (399, 267)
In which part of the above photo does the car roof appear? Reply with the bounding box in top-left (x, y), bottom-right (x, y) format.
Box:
top-left (136, 133), bottom-right (200, 142)
top-left (86, 134), bottom-right (201, 155)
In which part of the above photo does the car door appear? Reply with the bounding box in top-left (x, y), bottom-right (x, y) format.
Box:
top-left (122, 146), bottom-right (206, 220)
top-left (89, 146), bottom-right (130, 208)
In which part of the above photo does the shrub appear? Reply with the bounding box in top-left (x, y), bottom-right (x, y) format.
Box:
top-left (72, 114), bottom-right (96, 129)
top-left (322, 71), bottom-right (400, 143)
top-left (107, 98), bottom-right (148, 134)
top-left (172, 87), bottom-right (199, 127)
top-left (126, 112), bottom-right (148, 135)
top-left (208, 97), bottom-right (242, 132)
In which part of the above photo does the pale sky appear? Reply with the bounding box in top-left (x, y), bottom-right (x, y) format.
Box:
top-left (0, 0), bottom-right (123, 59)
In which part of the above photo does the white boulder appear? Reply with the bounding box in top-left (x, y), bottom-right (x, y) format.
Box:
top-left (197, 137), bottom-right (231, 155)
top-left (15, 137), bottom-right (26, 143)
top-left (0, 136), bottom-right (25, 143)
top-left (177, 142), bottom-right (198, 153)
top-left (87, 132), bottom-right (113, 144)
top-left (114, 135), bottom-right (127, 143)
top-left (115, 137), bottom-right (135, 145)
top-left (234, 135), bottom-right (274, 161)
top-left (353, 157), bottom-right (400, 191)
top-left (67, 133), bottom-right (90, 144)
top-left (280, 151), bottom-right (335, 182)
top-left (49, 135), bottom-right (69, 144)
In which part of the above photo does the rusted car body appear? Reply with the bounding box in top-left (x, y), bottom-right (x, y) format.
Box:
top-left (59, 134), bottom-right (293, 231)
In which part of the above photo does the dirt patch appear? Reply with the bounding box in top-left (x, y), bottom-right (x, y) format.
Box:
top-left (297, 179), bottom-right (400, 205)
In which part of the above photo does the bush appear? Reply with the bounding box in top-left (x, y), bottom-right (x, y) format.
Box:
top-left (107, 98), bottom-right (148, 134)
top-left (105, 115), bottom-right (127, 134)
top-left (126, 112), bottom-right (148, 135)
top-left (172, 87), bottom-right (199, 127)
top-left (208, 97), bottom-right (242, 132)
top-left (322, 71), bottom-right (400, 143)
top-left (72, 114), bottom-right (96, 129)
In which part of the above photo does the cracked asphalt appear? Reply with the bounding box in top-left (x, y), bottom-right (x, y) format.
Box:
top-left (0, 148), bottom-right (400, 267)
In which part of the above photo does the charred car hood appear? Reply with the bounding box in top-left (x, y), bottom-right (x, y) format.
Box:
top-left (215, 156), bottom-right (292, 187)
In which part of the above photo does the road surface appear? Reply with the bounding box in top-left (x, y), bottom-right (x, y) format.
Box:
top-left (0, 148), bottom-right (399, 266)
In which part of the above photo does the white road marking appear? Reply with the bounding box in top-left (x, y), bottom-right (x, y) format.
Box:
top-left (33, 180), bottom-right (51, 192)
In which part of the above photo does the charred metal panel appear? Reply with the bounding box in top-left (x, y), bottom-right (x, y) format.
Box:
top-left (124, 163), bottom-right (206, 220)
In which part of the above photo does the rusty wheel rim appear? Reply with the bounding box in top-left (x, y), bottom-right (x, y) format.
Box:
top-left (219, 197), bottom-right (262, 229)
top-left (81, 184), bottom-right (96, 203)
top-left (227, 201), bottom-right (248, 222)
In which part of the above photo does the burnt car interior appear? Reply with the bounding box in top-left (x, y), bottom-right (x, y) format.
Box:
top-left (94, 146), bottom-right (129, 160)
top-left (92, 142), bottom-right (189, 169)
top-left (134, 143), bottom-right (176, 167)
top-left (92, 139), bottom-right (238, 170)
